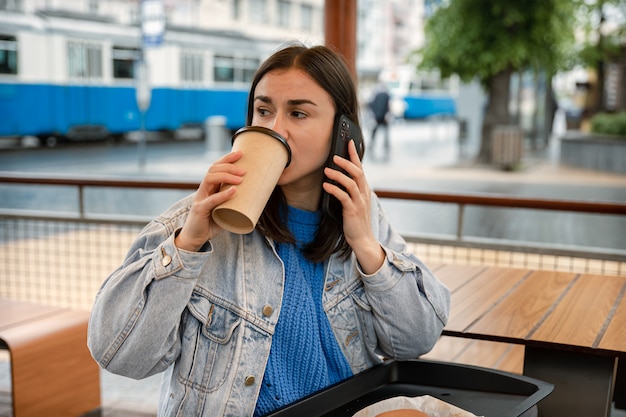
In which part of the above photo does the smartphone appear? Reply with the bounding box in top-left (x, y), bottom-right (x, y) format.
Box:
top-left (322, 114), bottom-right (365, 219)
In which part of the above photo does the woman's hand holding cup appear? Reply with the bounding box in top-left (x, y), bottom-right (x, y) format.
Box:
top-left (174, 151), bottom-right (245, 252)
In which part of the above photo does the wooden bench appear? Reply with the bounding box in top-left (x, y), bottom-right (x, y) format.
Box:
top-left (0, 298), bottom-right (101, 417)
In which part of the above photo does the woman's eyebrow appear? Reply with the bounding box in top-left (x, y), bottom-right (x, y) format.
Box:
top-left (254, 95), bottom-right (272, 104)
top-left (287, 99), bottom-right (317, 107)
top-left (253, 95), bottom-right (317, 107)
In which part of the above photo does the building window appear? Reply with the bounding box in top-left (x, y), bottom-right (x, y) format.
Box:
top-left (278, 0), bottom-right (290, 28)
top-left (0, 35), bottom-right (17, 74)
top-left (300, 4), bottom-right (313, 32)
top-left (88, 0), bottom-right (98, 13)
top-left (112, 47), bottom-right (139, 79)
top-left (68, 42), bottom-right (102, 78)
top-left (0, 0), bottom-right (22, 12)
top-left (232, 0), bottom-right (241, 20)
top-left (181, 52), bottom-right (203, 82)
top-left (249, 0), bottom-right (267, 24)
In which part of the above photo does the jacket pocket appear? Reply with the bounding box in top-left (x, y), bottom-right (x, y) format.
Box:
top-left (176, 293), bottom-right (241, 393)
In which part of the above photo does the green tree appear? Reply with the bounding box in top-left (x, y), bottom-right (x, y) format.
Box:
top-left (417, 0), bottom-right (578, 162)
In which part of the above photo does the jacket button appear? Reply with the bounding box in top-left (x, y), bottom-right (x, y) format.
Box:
top-left (244, 375), bottom-right (255, 386)
top-left (262, 305), bottom-right (273, 317)
top-left (160, 247), bottom-right (172, 267)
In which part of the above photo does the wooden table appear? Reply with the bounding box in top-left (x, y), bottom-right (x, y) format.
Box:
top-left (0, 298), bottom-right (101, 417)
top-left (432, 264), bottom-right (626, 417)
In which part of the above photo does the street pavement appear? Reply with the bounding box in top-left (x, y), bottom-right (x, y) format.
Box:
top-left (1, 118), bottom-right (625, 250)
top-left (1, 118), bottom-right (624, 193)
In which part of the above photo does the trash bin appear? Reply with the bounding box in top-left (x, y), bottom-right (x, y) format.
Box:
top-left (205, 116), bottom-right (230, 153)
top-left (458, 118), bottom-right (468, 157)
top-left (491, 125), bottom-right (523, 170)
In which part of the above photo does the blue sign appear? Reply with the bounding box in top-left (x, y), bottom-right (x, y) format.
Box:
top-left (142, 0), bottom-right (165, 48)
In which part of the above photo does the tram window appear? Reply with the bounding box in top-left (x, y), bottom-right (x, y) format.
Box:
top-left (214, 55), bottom-right (259, 83)
top-left (214, 55), bottom-right (234, 82)
top-left (241, 57), bottom-right (259, 82)
top-left (68, 41), bottom-right (102, 78)
top-left (113, 47), bottom-right (139, 79)
top-left (0, 35), bottom-right (17, 75)
top-left (181, 52), bottom-right (203, 82)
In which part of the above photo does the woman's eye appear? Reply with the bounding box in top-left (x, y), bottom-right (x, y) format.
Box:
top-left (291, 110), bottom-right (307, 119)
top-left (256, 108), bottom-right (270, 117)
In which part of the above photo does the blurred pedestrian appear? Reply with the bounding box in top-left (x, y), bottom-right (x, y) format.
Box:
top-left (368, 83), bottom-right (391, 152)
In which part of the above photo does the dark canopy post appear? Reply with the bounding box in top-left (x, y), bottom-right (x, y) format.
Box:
top-left (324, 0), bottom-right (357, 80)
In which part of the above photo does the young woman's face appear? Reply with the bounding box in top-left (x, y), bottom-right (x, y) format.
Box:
top-left (251, 68), bottom-right (335, 194)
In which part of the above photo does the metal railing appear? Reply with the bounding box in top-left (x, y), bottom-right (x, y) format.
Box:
top-left (1, 172), bottom-right (625, 310)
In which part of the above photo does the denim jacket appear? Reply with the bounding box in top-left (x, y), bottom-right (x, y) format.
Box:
top-left (88, 193), bottom-right (450, 417)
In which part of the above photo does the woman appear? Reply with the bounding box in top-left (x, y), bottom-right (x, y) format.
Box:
top-left (88, 43), bottom-right (450, 417)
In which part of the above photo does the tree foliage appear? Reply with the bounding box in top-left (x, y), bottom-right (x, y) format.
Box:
top-left (577, 0), bottom-right (626, 66)
top-left (417, 0), bottom-right (578, 86)
top-left (415, 0), bottom-right (579, 161)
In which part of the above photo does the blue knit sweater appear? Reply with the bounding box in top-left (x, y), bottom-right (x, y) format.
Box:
top-left (253, 206), bottom-right (353, 416)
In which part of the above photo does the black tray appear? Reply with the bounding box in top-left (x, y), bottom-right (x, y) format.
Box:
top-left (265, 359), bottom-right (553, 417)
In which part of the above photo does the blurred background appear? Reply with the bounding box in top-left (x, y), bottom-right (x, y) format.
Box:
top-left (0, 0), bottom-right (623, 155)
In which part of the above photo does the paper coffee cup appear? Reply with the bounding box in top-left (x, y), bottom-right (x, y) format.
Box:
top-left (211, 126), bottom-right (291, 234)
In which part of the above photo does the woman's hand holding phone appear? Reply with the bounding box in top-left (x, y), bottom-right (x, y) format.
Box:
top-left (323, 130), bottom-right (384, 274)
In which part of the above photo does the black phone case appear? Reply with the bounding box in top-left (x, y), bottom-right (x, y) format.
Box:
top-left (322, 114), bottom-right (364, 219)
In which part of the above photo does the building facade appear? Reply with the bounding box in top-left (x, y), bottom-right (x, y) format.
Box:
top-left (4, 0), bottom-right (426, 80)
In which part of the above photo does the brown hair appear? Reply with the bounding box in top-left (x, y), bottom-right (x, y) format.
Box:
top-left (247, 42), bottom-right (361, 262)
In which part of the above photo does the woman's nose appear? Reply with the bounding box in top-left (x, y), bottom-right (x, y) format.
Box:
top-left (269, 114), bottom-right (288, 139)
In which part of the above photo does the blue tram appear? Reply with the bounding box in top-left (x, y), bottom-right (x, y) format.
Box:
top-left (380, 65), bottom-right (457, 120)
top-left (0, 9), bottom-right (457, 145)
top-left (0, 10), bottom-right (278, 144)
